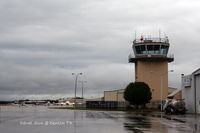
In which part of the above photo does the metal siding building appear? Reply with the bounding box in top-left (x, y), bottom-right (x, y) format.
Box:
top-left (182, 68), bottom-right (200, 114)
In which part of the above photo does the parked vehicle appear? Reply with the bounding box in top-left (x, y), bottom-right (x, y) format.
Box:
top-left (163, 99), bottom-right (186, 115)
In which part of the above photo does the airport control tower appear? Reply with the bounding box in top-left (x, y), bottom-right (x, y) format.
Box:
top-left (129, 35), bottom-right (174, 103)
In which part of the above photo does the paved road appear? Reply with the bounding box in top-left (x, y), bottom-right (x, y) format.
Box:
top-left (0, 106), bottom-right (199, 133)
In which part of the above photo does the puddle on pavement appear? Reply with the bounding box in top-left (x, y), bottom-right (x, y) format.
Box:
top-left (1, 106), bottom-right (200, 133)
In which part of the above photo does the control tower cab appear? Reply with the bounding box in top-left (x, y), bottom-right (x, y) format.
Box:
top-left (129, 37), bottom-right (173, 62)
top-left (129, 36), bottom-right (174, 104)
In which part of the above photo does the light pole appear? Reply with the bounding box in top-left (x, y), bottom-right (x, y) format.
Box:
top-left (72, 72), bottom-right (82, 109)
top-left (150, 70), bottom-right (174, 111)
top-left (79, 80), bottom-right (87, 99)
top-left (160, 70), bottom-right (173, 111)
top-left (79, 80), bottom-right (87, 107)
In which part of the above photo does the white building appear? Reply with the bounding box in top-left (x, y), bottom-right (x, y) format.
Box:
top-left (182, 68), bottom-right (200, 114)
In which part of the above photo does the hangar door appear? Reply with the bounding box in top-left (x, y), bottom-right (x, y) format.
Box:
top-left (195, 75), bottom-right (200, 114)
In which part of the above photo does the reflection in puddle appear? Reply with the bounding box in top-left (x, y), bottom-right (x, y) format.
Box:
top-left (0, 106), bottom-right (199, 133)
top-left (123, 112), bottom-right (198, 133)
top-left (123, 113), bottom-right (152, 133)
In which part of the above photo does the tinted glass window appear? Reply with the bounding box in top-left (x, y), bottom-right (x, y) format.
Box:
top-left (134, 45), bottom-right (166, 55)
top-left (141, 45), bottom-right (147, 54)
top-left (135, 46), bottom-right (141, 54)
top-left (160, 45), bottom-right (169, 55)
top-left (147, 45), bottom-right (154, 54)
top-left (154, 45), bottom-right (160, 54)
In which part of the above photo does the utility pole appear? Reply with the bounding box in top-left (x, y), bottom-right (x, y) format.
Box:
top-left (79, 80), bottom-right (87, 107)
top-left (72, 73), bottom-right (82, 109)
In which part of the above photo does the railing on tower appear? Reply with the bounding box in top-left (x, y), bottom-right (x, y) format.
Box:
top-left (133, 37), bottom-right (169, 44)
top-left (128, 53), bottom-right (174, 60)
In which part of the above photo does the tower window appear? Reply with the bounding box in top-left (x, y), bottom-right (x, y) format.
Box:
top-left (141, 45), bottom-right (147, 54)
top-left (135, 46), bottom-right (141, 54)
top-left (134, 44), bottom-right (168, 56)
top-left (160, 45), bottom-right (169, 55)
top-left (147, 45), bottom-right (154, 54)
top-left (154, 45), bottom-right (160, 54)
top-left (135, 45), bottom-right (147, 55)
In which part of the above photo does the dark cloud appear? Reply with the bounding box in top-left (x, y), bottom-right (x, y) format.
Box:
top-left (0, 0), bottom-right (200, 100)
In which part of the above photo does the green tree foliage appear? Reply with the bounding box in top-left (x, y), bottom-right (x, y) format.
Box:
top-left (124, 82), bottom-right (152, 107)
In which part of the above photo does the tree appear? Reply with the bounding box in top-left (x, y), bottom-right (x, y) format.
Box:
top-left (124, 82), bottom-right (152, 108)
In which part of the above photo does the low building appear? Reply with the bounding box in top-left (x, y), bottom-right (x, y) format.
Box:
top-left (104, 89), bottom-right (125, 102)
top-left (168, 87), bottom-right (177, 95)
top-left (182, 68), bottom-right (200, 114)
top-left (167, 89), bottom-right (182, 99)
top-left (104, 89), bottom-right (128, 108)
top-left (103, 87), bottom-right (179, 108)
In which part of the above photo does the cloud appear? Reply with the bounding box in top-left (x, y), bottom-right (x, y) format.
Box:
top-left (0, 62), bottom-right (133, 100)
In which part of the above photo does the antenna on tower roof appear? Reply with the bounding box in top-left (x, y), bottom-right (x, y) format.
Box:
top-left (135, 30), bottom-right (137, 40)
top-left (164, 32), bottom-right (166, 37)
top-left (159, 29), bottom-right (161, 41)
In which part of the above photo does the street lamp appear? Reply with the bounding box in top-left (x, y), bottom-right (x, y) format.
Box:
top-left (72, 72), bottom-right (82, 108)
top-left (150, 70), bottom-right (174, 111)
top-left (79, 80), bottom-right (87, 107)
top-left (79, 80), bottom-right (87, 99)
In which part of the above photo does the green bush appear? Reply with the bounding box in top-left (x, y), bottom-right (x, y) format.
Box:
top-left (124, 82), bottom-right (152, 108)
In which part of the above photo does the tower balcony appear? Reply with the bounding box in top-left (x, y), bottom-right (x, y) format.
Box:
top-left (128, 53), bottom-right (174, 63)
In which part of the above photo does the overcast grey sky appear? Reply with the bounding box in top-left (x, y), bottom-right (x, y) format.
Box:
top-left (0, 0), bottom-right (200, 100)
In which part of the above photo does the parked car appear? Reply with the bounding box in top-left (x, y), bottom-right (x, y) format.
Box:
top-left (163, 99), bottom-right (186, 115)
